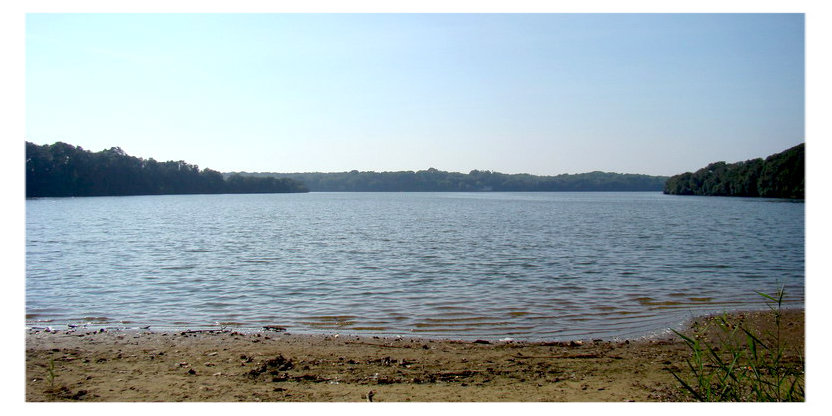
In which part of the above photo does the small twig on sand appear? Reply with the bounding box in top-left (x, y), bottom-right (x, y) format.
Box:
top-left (180, 329), bottom-right (229, 335)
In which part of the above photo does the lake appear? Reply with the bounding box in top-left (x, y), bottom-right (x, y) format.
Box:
top-left (25, 192), bottom-right (804, 341)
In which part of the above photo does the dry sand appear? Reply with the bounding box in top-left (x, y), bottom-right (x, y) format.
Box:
top-left (25, 309), bottom-right (803, 402)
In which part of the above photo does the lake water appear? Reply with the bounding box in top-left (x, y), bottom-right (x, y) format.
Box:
top-left (25, 192), bottom-right (804, 341)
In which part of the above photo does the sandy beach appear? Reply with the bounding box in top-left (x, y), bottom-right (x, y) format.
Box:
top-left (25, 309), bottom-right (803, 402)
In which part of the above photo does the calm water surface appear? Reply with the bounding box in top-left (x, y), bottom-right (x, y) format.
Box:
top-left (26, 192), bottom-right (804, 341)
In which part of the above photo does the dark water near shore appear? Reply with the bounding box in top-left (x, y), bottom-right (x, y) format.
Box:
top-left (26, 192), bottom-right (804, 341)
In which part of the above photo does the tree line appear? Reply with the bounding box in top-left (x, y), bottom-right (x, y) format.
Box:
top-left (228, 168), bottom-right (668, 192)
top-left (26, 141), bottom-right (308, 197)
top-left (663, 143), bottom-right (804, 199)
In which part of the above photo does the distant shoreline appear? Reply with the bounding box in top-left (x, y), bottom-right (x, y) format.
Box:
top-left (227, 169), bottom-right (668, 193)
top-left (25, 189), bottom-right (668, 199)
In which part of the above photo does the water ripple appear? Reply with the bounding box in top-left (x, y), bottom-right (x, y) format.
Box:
top-left (26, 192), bottom-right (804, 340)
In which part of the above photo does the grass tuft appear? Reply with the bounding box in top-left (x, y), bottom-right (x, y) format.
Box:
top-left (669, 287), bottom-right (804, 401)
top-left (47, 358), bottom-right (56, 389)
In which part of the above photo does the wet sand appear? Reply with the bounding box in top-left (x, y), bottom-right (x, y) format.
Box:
top-left (25, 309), bottom-right (803, 402)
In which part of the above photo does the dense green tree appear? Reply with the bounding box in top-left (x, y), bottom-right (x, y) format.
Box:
top-left (26, 141), bottom-right (308, 197)
top-left (663, 143), bottom-right (804, 199)
top-left (228, 168), bottom-right (668, 192)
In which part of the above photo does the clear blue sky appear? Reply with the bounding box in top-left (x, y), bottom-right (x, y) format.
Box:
top-left (25, 13), bottom-right (804, 176)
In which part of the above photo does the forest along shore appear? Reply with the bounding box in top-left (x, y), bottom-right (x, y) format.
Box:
top-left (26, 309), bottom-right (804, 402)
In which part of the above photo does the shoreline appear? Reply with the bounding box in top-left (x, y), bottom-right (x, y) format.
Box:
top-left (25, 309), bottom-right (804, 402)
top-left (25, 303), bottom-right (805, 343)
